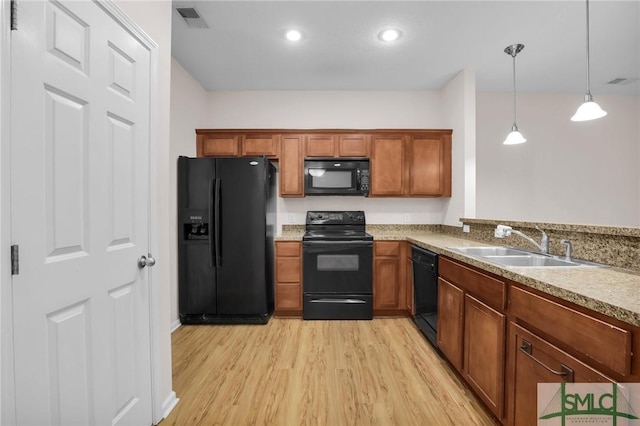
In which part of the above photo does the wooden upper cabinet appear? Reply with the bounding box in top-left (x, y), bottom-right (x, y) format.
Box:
top-left (198, 134), bottom-right (240, 157)
top-left (408, 137), bottom-right (445, 196)
top-left (305, 135), bottom-right (336, 157)
top-left (337, 134), bottom-right (369, 157)
top-left (370, 135), bottom-right (406, 196)
top-left (280, 135), bottom-right (304, 197)
top-left (241, 134), bottom-right (279, 158)
top-left (305, 134), bottom-right (369, 157)
top-left (195, 129), bottom-right (451, 198)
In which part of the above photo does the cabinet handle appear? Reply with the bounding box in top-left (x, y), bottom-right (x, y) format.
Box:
top-left (519, 340), bottom-right (575, 383)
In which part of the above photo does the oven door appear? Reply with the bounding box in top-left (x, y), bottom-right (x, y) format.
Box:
top-left (302, 241), bottom-right (373, 294)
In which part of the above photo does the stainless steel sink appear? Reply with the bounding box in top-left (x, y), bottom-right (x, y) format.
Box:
top-left (483, 255), bottom-right (581, 267)
top-left (447, 246), bottom-right (603, 268)
top-left (448, 246), bottom-right (529, 257)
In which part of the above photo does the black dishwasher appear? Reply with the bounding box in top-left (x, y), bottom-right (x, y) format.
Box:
top-left (412, 246), bottom-right (439, 348)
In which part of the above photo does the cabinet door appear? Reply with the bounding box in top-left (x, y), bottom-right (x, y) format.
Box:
top-left (200, 134), bottom-right (240, 157)
top-left (464, 294), bottom-right (506, 419)
top-left (337, 134), bottom-right (369, 157)
top-left (305, 135), bottom-right (336, 157)
top-left (408, 137), bottom-right (444, 196)
top-left (506, 322), bottom-right (612, 426)
top-left (280, 135), bottom-right (304, 197)
top-left (373, 258), bottom-right (401, 309)
top-left (437, 278), bottom-right (464, 371)
top-left (241, 134), bottom-right (279, 158)
top-left (370, 135), bottom-right (405, 195)
top-left (373, 242), bottom-right (402, 310)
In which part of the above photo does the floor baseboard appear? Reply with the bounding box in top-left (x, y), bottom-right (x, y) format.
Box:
top-left (170, 319), bottom-right (181, 333)
top-left (161, 391), bottom-right (179, 422)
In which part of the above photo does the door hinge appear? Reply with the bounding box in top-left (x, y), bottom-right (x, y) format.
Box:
top-left (11, 245), bottom-right (19, 275)
top-left (10, 0), bottom-right (18, 31)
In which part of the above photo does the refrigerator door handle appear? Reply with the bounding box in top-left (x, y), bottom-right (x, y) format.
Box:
top-left (208, 178), bottom-right (215, 268)
top-left (214, 178), bottom-right (222, 267)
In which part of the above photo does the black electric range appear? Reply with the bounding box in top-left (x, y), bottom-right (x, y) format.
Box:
top-left (302, 211), bottom-right (373, 320)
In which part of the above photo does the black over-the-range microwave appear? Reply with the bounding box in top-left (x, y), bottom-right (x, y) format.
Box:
top-left (304, 158), bottom-right (370, 196)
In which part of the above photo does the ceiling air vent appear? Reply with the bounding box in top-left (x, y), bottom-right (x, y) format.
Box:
top-left (607, 78), bottom-right (639, 85)
top-left (176, 7), bottom-right (208, 29)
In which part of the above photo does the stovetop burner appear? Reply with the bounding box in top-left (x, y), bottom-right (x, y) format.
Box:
top-left (303, 211), bottom-right (372, 242)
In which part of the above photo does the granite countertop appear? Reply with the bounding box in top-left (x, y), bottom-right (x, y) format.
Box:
top-left (275, 229), bottom-right (640, 328)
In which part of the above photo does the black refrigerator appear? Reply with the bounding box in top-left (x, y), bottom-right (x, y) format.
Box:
top-left (177, 156), bottom-right (276, 324)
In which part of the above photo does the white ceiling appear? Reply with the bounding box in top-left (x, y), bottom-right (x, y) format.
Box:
top-left (171, 1), bottom-right (640, 94)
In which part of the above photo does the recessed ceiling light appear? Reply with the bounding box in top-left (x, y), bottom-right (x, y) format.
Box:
top-left (378, 29), bottom-right (402, 42)
top-left (285, 30), bottom-right (302, 42)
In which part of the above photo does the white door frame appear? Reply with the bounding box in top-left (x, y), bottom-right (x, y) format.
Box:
top-left (0, 1), bottom-right (166, 424)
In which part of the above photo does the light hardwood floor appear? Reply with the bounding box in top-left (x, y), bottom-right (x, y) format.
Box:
top-left (163, 318), bottom-right (497, 426)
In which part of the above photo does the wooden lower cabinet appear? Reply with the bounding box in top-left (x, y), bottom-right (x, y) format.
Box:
top-left (274, 242), bottom-right (302, 316)
top-left (505, 322), bottom-right (612, 426)
top-left (437, 277), bottom-right (464, 371)
top-left (373, 241), bottom-right (407, 314)
top-left (464, 294), bottom-right (506, 418)
top-left (438, 257), bottom-right (506, 420)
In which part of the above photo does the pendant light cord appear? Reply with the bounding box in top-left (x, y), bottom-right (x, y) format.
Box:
top-left (585, 0), bottom-right (591, 96)
top-left (512, 54), bottom-right (517, 127)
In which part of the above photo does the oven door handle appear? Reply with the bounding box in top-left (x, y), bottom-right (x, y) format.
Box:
top-left (310, 298), bottom-right (368, 304)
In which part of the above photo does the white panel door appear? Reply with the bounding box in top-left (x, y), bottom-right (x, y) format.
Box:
top-left (10, 1), bottom-right (153, 425)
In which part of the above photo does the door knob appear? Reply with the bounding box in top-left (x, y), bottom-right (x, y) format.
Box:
top-left (138, 255), bottom-right (156, 268)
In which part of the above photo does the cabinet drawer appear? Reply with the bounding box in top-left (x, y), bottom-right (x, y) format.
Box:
top-left (276, 242), bottom-right (300, 257)
top-left (509, 286), bottom-right (632, 376)
top-left (375, 241), bottom-right (401, 257)
top-left (439, 257), bottom-right (506, 310)
top-left (276, 258), bottom-right (300, 283)
top-left (507, 322), bottom-right (612, 426)
top-left (275, 284), bottom-right (302, 310)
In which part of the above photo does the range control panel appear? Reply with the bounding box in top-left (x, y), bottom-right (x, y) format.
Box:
top-left (306, 211), bottom-right (366, 226)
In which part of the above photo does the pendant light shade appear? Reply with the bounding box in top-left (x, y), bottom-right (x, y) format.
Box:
top-left (571, 0), bottom-right (607, 121)
top-left (504, 127), bottom-right (527, 145)
top-left (503, 44), bottom-right (526, 145)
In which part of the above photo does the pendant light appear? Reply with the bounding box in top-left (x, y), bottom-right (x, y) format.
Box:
top-left (571, 0), bottom-right (607, 121)
top-left (503, 44), bottom-right (526, 145)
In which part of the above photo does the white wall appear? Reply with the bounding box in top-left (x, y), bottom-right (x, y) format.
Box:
top-left (208, 91), bottom-right (444, 129)
top-left (112, 0), bottom-right (176, 422)
top-left (476, 92), bottom-right (640, 226)
top-left (169, 58), bottom-right (209, 327)
top-left (441, 69), bottom-right (476, 227)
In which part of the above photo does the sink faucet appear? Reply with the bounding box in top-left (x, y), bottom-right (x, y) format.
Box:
top-left (560, 239), bottom-right (573, 261)
top-left (495, 225), bottom-right (549, 254)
